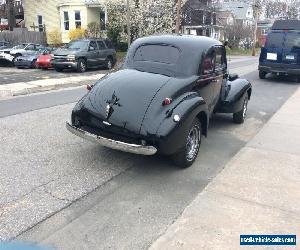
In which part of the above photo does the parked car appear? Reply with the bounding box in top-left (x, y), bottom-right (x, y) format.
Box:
top-left (52, 39), bottom-right (116, 73)
top-left (0, 50), bottom-right (15, 66)
top-left (259, 20), bottom-right (300, 82)
top-left (0, 41), bottom-right (10, 50)
top-left (9, 43), bottom-right (45, 58)
top-left (14, 48), bottom-right (53, 69)
top-left (66, 35), bottom-right (252, 167)
top-left (36, 51), bottom-right (55, 69)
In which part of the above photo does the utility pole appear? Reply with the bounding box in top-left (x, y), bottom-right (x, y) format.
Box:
top-left (252, 0), bottom-right (258, 56)
top-left (126, 0), bottom-right (131, 48)
top-left (175, 0), bottom-right (182, 34)
top-left (7, 0), bottom-right (15, 31)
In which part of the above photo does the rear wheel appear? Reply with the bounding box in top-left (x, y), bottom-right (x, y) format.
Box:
top-left (31, 59), bottom-right (37, 68)
top-left (171, 118), bottom-right (202, 168)
top-left (259, 70), bottom-right (266, 79)
top-left (77, 58), bottom-right (87, 73)
top-left (55, 67), bottom-right (63, 72)
top-left (233, 95), bottom-right (248, 124)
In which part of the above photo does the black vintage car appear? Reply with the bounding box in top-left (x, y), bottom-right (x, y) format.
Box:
top-left (67, 35), bottom-right (252, 167)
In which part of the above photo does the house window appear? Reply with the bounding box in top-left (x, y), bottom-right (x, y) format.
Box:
top-left (100, 10), bottom-right (106, 31)
top-left (64, 11), bottom-right (69, 31)
top-left (75, 11), bottom-right (81, 28)
top-left (37, 15), bottom-right (43, 32)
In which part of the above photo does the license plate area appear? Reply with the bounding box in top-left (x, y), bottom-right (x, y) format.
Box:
top-left (267, 53), bottom-right (277, 61)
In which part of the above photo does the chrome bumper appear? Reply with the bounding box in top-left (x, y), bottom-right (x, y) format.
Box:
top-left (66, 122), bottom-right (157, 156)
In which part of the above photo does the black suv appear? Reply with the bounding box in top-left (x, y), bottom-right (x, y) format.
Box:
top-left (259, 20), bottom-right (300, 81)
top-left (52, 39), bottom-right (117, 73)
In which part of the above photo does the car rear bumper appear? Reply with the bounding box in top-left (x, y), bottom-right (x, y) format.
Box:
top-left (259, 64), bottom-right (300, 75)
top-left (66, 122), bottom-right (157, 155)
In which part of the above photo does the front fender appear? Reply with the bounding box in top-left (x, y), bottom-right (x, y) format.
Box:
top-left (156, 93), bottom-right (208, 155)
top-left (216, 78), bottom-right (252, 113)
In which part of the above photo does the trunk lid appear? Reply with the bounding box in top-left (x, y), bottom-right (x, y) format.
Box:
top-left (82, 69), bottom-right (171, 135)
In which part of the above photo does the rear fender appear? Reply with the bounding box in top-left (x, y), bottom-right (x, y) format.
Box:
top-left (156, 93), bottom-right (209, 155)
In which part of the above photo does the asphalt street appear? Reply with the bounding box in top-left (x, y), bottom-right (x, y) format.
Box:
top-left (1, 56), bottom-right (299, 249)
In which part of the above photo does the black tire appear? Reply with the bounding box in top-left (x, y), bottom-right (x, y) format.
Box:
top-left (31, 59), bottom-right (37, 68)
top-left (233, 95), bottom-right (248, 124)
top-left (55, 67), bottom-right (63, 72)
top-left (105, 57), bottom-right (113, 70)
top-left (171, 118), bottom-right (202, 168)
top-left (259, 70), bottom-right (266, 79)
top-left (77, 58), bottom-right (87, 73)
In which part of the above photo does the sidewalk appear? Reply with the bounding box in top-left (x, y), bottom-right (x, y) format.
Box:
top-left (150, 88), bottom-right (300, 250)
top-left (0, 73), bottom-right (105, 99)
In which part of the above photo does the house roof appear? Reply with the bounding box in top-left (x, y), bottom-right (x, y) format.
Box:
top-left (221, 1), bottom-right (252, 20)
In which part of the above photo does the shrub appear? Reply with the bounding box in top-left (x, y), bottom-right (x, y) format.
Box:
top-left (68, 28), bottom-right (86, 40)
top-left (47, 29), bottom-right (62, 46)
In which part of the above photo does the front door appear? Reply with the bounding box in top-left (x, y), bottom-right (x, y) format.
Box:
top-left (87, 41), bottom-right (99, 67)
top-left (194, 49), bottom-right (216, 114)
top-left (97, 41), bottom-right (108, 65)
top-left (212, 46), bottom-right (227, 107)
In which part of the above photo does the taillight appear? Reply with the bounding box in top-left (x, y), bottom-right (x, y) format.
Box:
top-left (162, 98), bottom-right (172, 106)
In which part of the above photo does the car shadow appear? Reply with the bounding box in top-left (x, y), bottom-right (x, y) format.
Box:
top-left (264, 73), bottom-right (300, 85)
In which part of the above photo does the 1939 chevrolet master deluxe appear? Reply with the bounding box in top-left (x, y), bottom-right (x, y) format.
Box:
top-left (66, 35), bottom-right (252, 167)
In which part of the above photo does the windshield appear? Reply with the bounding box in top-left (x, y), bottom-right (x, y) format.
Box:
top-left (67, 41), bottom-right (88, 50)
top-left (265, 31), bottom-right (300, 49)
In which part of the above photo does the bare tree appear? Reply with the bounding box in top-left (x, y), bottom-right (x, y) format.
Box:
top-left (7, 0), bottom-right (15, 31)
top-left (223, 22), bottom-right (253, 48)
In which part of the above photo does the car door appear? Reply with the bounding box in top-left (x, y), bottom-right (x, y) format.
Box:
top-left (212, 46), bottom-right (226, 108)
top-left (194, 48), bottom-right (216, 114)
top-left (97, 40), bottom-right (107, 65)
top-left (87, 40), bottom-right (99, 67)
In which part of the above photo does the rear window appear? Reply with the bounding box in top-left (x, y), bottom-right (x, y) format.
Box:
top-left (285, 32), bottom-right (300, 49)
top-left (266, 31), bottom-right (300, 49)
top-left (265, 32), bottom-right (284, 48)
top-left (133, 44), bottom-right (180, 64)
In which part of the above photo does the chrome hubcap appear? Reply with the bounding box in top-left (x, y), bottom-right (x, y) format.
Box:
top-left (243, 98), bottom-right (248, 119)
top-left (107, 60), bottom-right (112, 69)
top-left (186, 125), bottom-right (200, 162)
top-left (80, 62), bottom-right (86, 71)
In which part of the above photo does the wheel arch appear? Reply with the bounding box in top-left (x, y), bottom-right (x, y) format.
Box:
top-left (196, 111), bottom-right (208, 137)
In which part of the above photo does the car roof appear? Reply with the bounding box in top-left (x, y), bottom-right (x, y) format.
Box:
top-left (71, 39), bottom-right (105, 42)
top-left (132, 34), bottom-right (221, 52)
top-left (272, 20), bottom-right (300, 31)
top-left (124, 34), bottom-right (222, 77)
